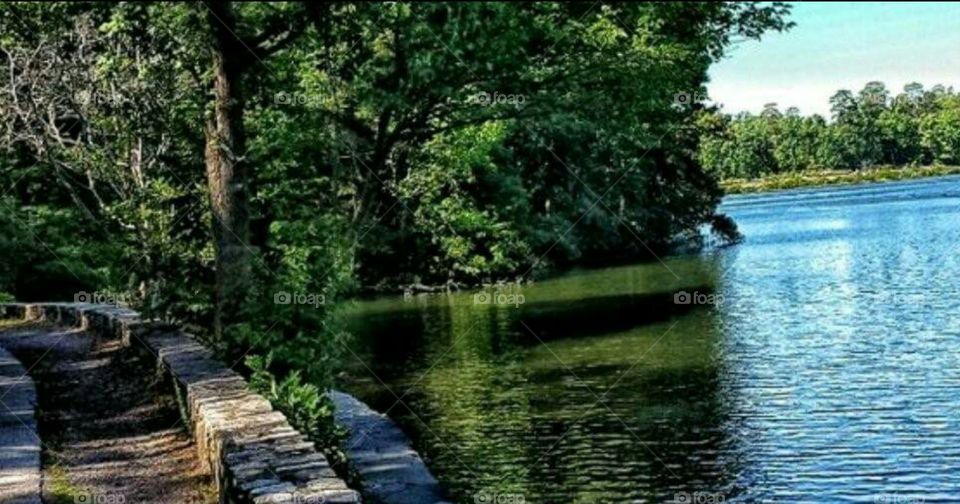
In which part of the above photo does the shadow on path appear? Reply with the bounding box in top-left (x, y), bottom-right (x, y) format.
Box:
top-left (0, 322), bottom-right (215, 504)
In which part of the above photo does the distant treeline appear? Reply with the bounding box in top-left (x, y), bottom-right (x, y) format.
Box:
top-left (698, 82), bottom-right (960, 179)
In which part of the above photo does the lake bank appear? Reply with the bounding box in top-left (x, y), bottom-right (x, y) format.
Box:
top-left (339, 175), bottom-right (960, 502)
top-left (721, 164), bottom-right (960, 194)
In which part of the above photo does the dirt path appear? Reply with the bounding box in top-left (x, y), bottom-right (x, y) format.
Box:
top-left (0, 322), bottom-right (215, 504)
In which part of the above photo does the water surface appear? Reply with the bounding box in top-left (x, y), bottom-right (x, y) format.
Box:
top-left (340, 176), bottom-right (960, 503)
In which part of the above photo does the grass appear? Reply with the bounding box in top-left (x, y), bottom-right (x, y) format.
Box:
top-left (0, 318), bottom-right (29, 329)
top-left (721, 165), bottom-right (960, 194)
top-left (46, 465), bottom-right (83, 504)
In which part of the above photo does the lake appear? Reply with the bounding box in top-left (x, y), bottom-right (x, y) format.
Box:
top-left (339, 176), bottom-right (960, 503)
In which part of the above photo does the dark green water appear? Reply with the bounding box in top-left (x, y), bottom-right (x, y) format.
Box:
top-left (339, 176), bottom-right (960, 503)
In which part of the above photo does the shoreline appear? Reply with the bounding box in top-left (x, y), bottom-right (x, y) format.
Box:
top-left (356, 167), bottom-right (960, 297)
top-left (720, 165), bottom-right (960, 195)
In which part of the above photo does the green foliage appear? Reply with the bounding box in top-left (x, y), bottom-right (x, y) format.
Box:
top-left (0, 1), bottom-right (210, 314)
top-left (124, 181), bottom-right (214, 326)
top-left (247, 354), bottom-right (348, 468)
top-left (0, 0), bottom-right (792, 460)
top-left (920, 96), bottom-right (960, 164)
top-left (272, 1), bottom-right (792, 284)
top-left (700, 82), bottom-right (960, 179)
top-left (395, 123), bottom-right (531, 283)
top-left (228, 217), bottom-right (352, 382)
top-left (0, 199), bottom-right (28, 295)
top-left (0, 198), bottom-right (127, 301)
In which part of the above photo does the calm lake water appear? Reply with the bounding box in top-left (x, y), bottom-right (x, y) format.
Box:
top-left (340, 176), bottom-right (960, 503)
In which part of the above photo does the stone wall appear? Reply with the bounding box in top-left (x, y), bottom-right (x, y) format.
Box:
top-left (0, 343), bottom-right (40, 504)
top-left (1, 303), bottom-right (361, 504)
top-left (331, 391), bottom-right (448, 503)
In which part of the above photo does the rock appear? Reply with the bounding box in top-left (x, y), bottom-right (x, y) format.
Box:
top-left (331, 390), bottom-right (447, 504)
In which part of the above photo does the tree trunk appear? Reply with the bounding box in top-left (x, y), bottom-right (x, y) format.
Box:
top-left (204, 0), bottom-right (250, 341)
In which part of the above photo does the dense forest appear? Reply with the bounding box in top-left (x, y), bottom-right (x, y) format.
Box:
top-left (698, 82), bottom-right (960, 179)
top-left (0, 2), bottom-right (791, 451)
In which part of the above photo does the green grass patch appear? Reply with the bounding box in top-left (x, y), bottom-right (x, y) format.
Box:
top-left (721, 165), bottom-right (960, 194)
top-left (45, 465), bottom-right (83, 504)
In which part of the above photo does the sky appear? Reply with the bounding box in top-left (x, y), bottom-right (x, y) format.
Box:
top-left (707, 2), bottom-right (960, 117)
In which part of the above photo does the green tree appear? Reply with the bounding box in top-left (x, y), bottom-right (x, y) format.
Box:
top-left (774, 115), bottom-right (824, 171)
top-left (1, 1), bottom-right (795, 454)
top-left (702, 81), bottom-right (960, 180)
top-left (920, 95), bottom-right (960, 164)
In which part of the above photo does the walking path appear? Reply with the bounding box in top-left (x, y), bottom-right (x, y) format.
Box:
top-left (0, 322), bottom-right (214, 504)
top-left (1, 303), bottom-right (445, 504)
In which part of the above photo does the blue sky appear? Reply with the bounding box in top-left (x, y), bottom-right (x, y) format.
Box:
top-left (707, 2), bottom-right (960, 117)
